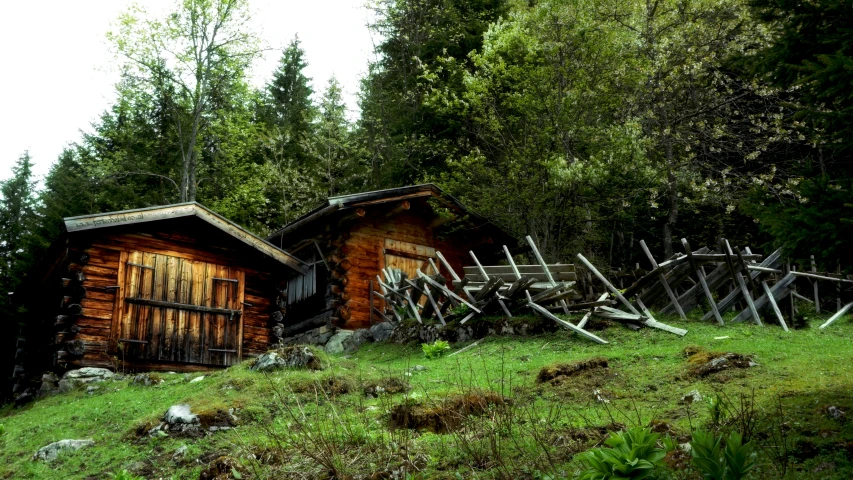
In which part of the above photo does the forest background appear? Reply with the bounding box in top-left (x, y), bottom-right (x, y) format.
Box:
top-left (1, 0), bottom-right (851, 392)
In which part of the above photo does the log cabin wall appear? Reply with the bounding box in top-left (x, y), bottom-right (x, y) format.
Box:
top-left (337, 211), bottom-right (471, 328)
top-left (44, 218), bottom-right (291, 373)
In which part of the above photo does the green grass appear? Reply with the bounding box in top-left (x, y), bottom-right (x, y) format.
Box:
top-left (2, 309), bottom-right (853, 479)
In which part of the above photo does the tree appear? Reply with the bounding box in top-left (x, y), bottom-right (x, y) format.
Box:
top-left (317, 76), bottom-right (360, 196)
top-left (0, 152), bottom-right (37, 312)
top-left (109, 0), bottom-right (261, 202)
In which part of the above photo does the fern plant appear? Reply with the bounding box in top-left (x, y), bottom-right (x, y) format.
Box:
top-left (690, 430), bottom-right (754, 480)
top-left (422, 340), bottom-right (451, 359)
top-left (577, 427), bottom-right (670, 480)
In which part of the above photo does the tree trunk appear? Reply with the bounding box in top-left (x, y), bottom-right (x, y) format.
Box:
top-left (662, 135), bottom-right (678, 258)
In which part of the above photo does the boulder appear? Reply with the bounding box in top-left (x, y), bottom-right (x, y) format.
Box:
top-left (132, 373), bottom-right (163, 386)
top-left (342, 328), bottom-right (372, 353)
top-left (369, 322), bottom-right (395, 342)
top-left (33, 439), bottom-right (94, 462)
top-left (165, 404), bottom-right (199, 425)
top-left (325, 330), bottom-right (354, 355)
top-left (682, 390), bottom-right (703, 404)
top-left (58, 368), bottom-right (114, 392)
top-left (252, 346), bottom-right (324, 372)
top-left (38, 372), bottom-right (61, 397)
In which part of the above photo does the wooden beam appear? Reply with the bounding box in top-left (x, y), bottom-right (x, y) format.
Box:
top-left (811, 254), bottom-right (820, 313)
top-left (528, 302), bottom-right (608, 344)
top-left (125, 297), bottom-right (241, 317)
top-left (819, 301), bottom-right (853, 330)
top-left (385, 200), bottom-right (411, 217)
top-left (639, 239), bottom-right (685, 319)
top-left (576, 253), bottom-right (642, 316)
top-left (682, 238), bottom-right (724, 325)
top-left (526, 236), bottom-right (570, 314)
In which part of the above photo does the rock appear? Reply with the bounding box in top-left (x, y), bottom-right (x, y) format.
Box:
top-left (173, 444), bottom-right (189, 458)
top-left (409, 365), bottom-right (428, 373)
top-left (325, 330), bottom-right (354, 355)
top-left (33, 439), bottom-right (94, 462)
top-left (38, 372), bottom-right (61, 397)
top-left (252, 346), bottom-right (324, 372)
top-left (691, 353), bottom-right (758, 377)
top-left (86, 386), bottom-right (100, 395)
top-left (593, 389), bottom-right (610, 403)
top-left (369, 322), bottom-right (396, 342)
top-left (189, 375), bottom-right (205, 383)
top-left (165, 404), bottom-right (199, 425)
top-left (826, 405), bottom-right (846, 421)
top-left (682, 390), bottom-right (703, 404)
top-left (132, 373), bottom-right (163, 386)
top-left (58, 368), bottom-right (114, 392)
top-left (342, 328), bottom-right (372, 353)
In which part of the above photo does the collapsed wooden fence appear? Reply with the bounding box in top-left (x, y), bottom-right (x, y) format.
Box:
top-left (370, 236), bottom-right (852, 344)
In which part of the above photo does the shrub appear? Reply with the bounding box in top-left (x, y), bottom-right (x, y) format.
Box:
top-left (422, 340), bottom-right (451, 359)
top-left (690, 430), bottom-right (754, 480)
top-left (577, 427), bottom-right (670, 479)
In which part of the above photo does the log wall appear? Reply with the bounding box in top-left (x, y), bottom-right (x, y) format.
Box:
top-left (335, 212), bottom-right (472, 329)
top-left (53, 220), bottom-right (286, 372)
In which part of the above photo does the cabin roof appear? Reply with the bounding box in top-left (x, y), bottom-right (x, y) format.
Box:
top-left (64, 202), bottom-right (307, 274)
top-left (267, 184), bottom-right (516, 246)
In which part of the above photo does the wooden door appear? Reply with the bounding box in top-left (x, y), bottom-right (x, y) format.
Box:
top-left (112, 251), bottom-right (245, 366)
top-left (383, 239), bottom-right (436, 286)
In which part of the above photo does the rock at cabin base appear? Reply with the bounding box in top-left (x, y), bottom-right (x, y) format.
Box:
top-left (58, 367), bottom-right (114, 392)
top-left (38, 372), bottom-right (61, 397)
top-left (342, 328), bottom-right (371, 353)
top-left (33, 439), bottom-right (95, 462)
top-left (325, 330), bottom-right (354, 355)
top-left (369, 322), bottom-right (395, 342)
top-left (252, 346), bottom-right (323, 371)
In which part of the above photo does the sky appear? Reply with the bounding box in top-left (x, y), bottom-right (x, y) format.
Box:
top-left (0, 0), bottom-right (376, 183)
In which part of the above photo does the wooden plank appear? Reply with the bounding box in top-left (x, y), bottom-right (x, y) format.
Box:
top-left (577, 293), bottom-right (608, 329)
top-left (528, 302), bottom-right (608, 344)
top-left (732, 273), bottom-right (797, 323)
top-left (819, 301), bottom-right (853, 330)
top-left (725, 240), bottom-right (762, 326)
top-left (526, 236), bottom-right (570, 314)
top-left (762, 280), bottom-right (788, 331)
top-left (811, 255), bottom-right (820, 313)
top-left (576, 253), bottom-right (642, 316)
top-left (638, 240), bottom-right (685, 319)
top-left (682, 238), bottom-right (724, 325)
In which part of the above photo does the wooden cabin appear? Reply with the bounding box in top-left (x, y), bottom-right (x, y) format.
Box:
top-left (18, 203), bottom-right (305, 377)
top-left (267, 184), bottom-right (516, 332)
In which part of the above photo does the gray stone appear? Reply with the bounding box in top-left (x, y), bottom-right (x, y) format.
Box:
top-left (58, 368), bottom-right (114, 391)
top-left (174, 445), bottom-right (189, 458)
top-left (164, 404), bottom-right (199, 425)
top-left (325, 330), bottom-right (354, 355)
top-left (369, 322), bottom-right (396, 342)
top-left (86, 386), bottom-right (100, 395)
top-left (342, 328), bottom-right (372, 353)
top-left (38, 372), bottom-right (61, 397)
top-left (132, 373), bottom-right (163, 386)
top-left (409, 365), bottom-right (428, 373)
top-left (252, 346), bottom-right (322, 371)
top-left (189, 375), bottom-right (205, 383)
top-left (33, 439), bottom-right (94, 462)
top-left (682, 390), bottom-right (703, 404)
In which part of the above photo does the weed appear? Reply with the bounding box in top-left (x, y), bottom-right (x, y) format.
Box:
top-left (690, 430), bottom-right (755, 480)
top-left (576, 427), bottom-right (671, 479)
top-left (422, 339), bottom-right (451, 359)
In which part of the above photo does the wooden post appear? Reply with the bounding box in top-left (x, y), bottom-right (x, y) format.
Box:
top-left (435, 251), bottom-right (477, 303)
top-left (525, 236), bottom-right (570, 314)
top-left (682, 238), bottom-right (724, 325)
top-left (837, 262), bottom-right (842, 312)
top-left (819, 301), bottom-right (853, 329)
top-left (811, 255), bottom-right (820, 313)
top-left (727, 241), bottom-right (762, 326)
top-left (470, 251), bottom-right (512, 317)
top-left (761, 281), bottom-right (789, 331)
top-left (640, 240), bottom-right (686, 319)
top-left (576, 253), bottom-right (642, 316)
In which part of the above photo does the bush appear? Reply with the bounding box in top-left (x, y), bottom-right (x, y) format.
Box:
top-left (422, 340), bottom-right (451, 359)
top-left (577, 427), bottom-right (670, 479)
top-left (690, 430), bottom-right (754, 480)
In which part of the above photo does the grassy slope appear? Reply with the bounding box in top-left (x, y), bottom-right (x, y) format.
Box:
top-left (2, 309), bottom-right (853, 479)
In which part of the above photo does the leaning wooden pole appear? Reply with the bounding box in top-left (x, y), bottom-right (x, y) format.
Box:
top-left (640, 240), bottom-right (686, 319)
top-left (576, 253), bottom-right (642, 316)
top-left (525, 236), bottom-right (571, 314)
top-left (819, 302), bottom-right (853, 330)
top-left (811, 255), bottom-right (820, 313)
top-left (682, 238), bottom-right (724, 325)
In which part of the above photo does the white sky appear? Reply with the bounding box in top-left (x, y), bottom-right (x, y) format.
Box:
top-left (0, 0), bottom-right (376, 183)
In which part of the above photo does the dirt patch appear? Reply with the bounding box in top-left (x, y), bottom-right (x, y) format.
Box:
top-left (537, 357), bottom-right (609, 384)
top-left (689, 352), bottom-right (757, 377)
top-left (198, 455), bottom-right (243, 480)
top-left (388, 391), bottom-right (506, 433)
top-left (364, 377), bottom-right (410, 397)
top-left (291, 374), bottom-right (355, 396)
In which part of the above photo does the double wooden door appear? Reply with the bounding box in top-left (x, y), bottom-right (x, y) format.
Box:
top-left (112, 251), bottom-right (245, 366)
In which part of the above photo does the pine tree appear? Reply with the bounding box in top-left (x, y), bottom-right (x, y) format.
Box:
top-left (317, 76), bottom-right (359, 196)
top-left (0, 152), bottom-right (37, 313)
top-left (263, 36), bottom-right (317, 168)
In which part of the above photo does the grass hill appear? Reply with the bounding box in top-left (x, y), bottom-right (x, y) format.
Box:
top-left (2, 310), bottom-right (853, 479)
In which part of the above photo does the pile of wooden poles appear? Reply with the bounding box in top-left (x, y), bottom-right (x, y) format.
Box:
top-left (372, 235), bottom-right (852, 344)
